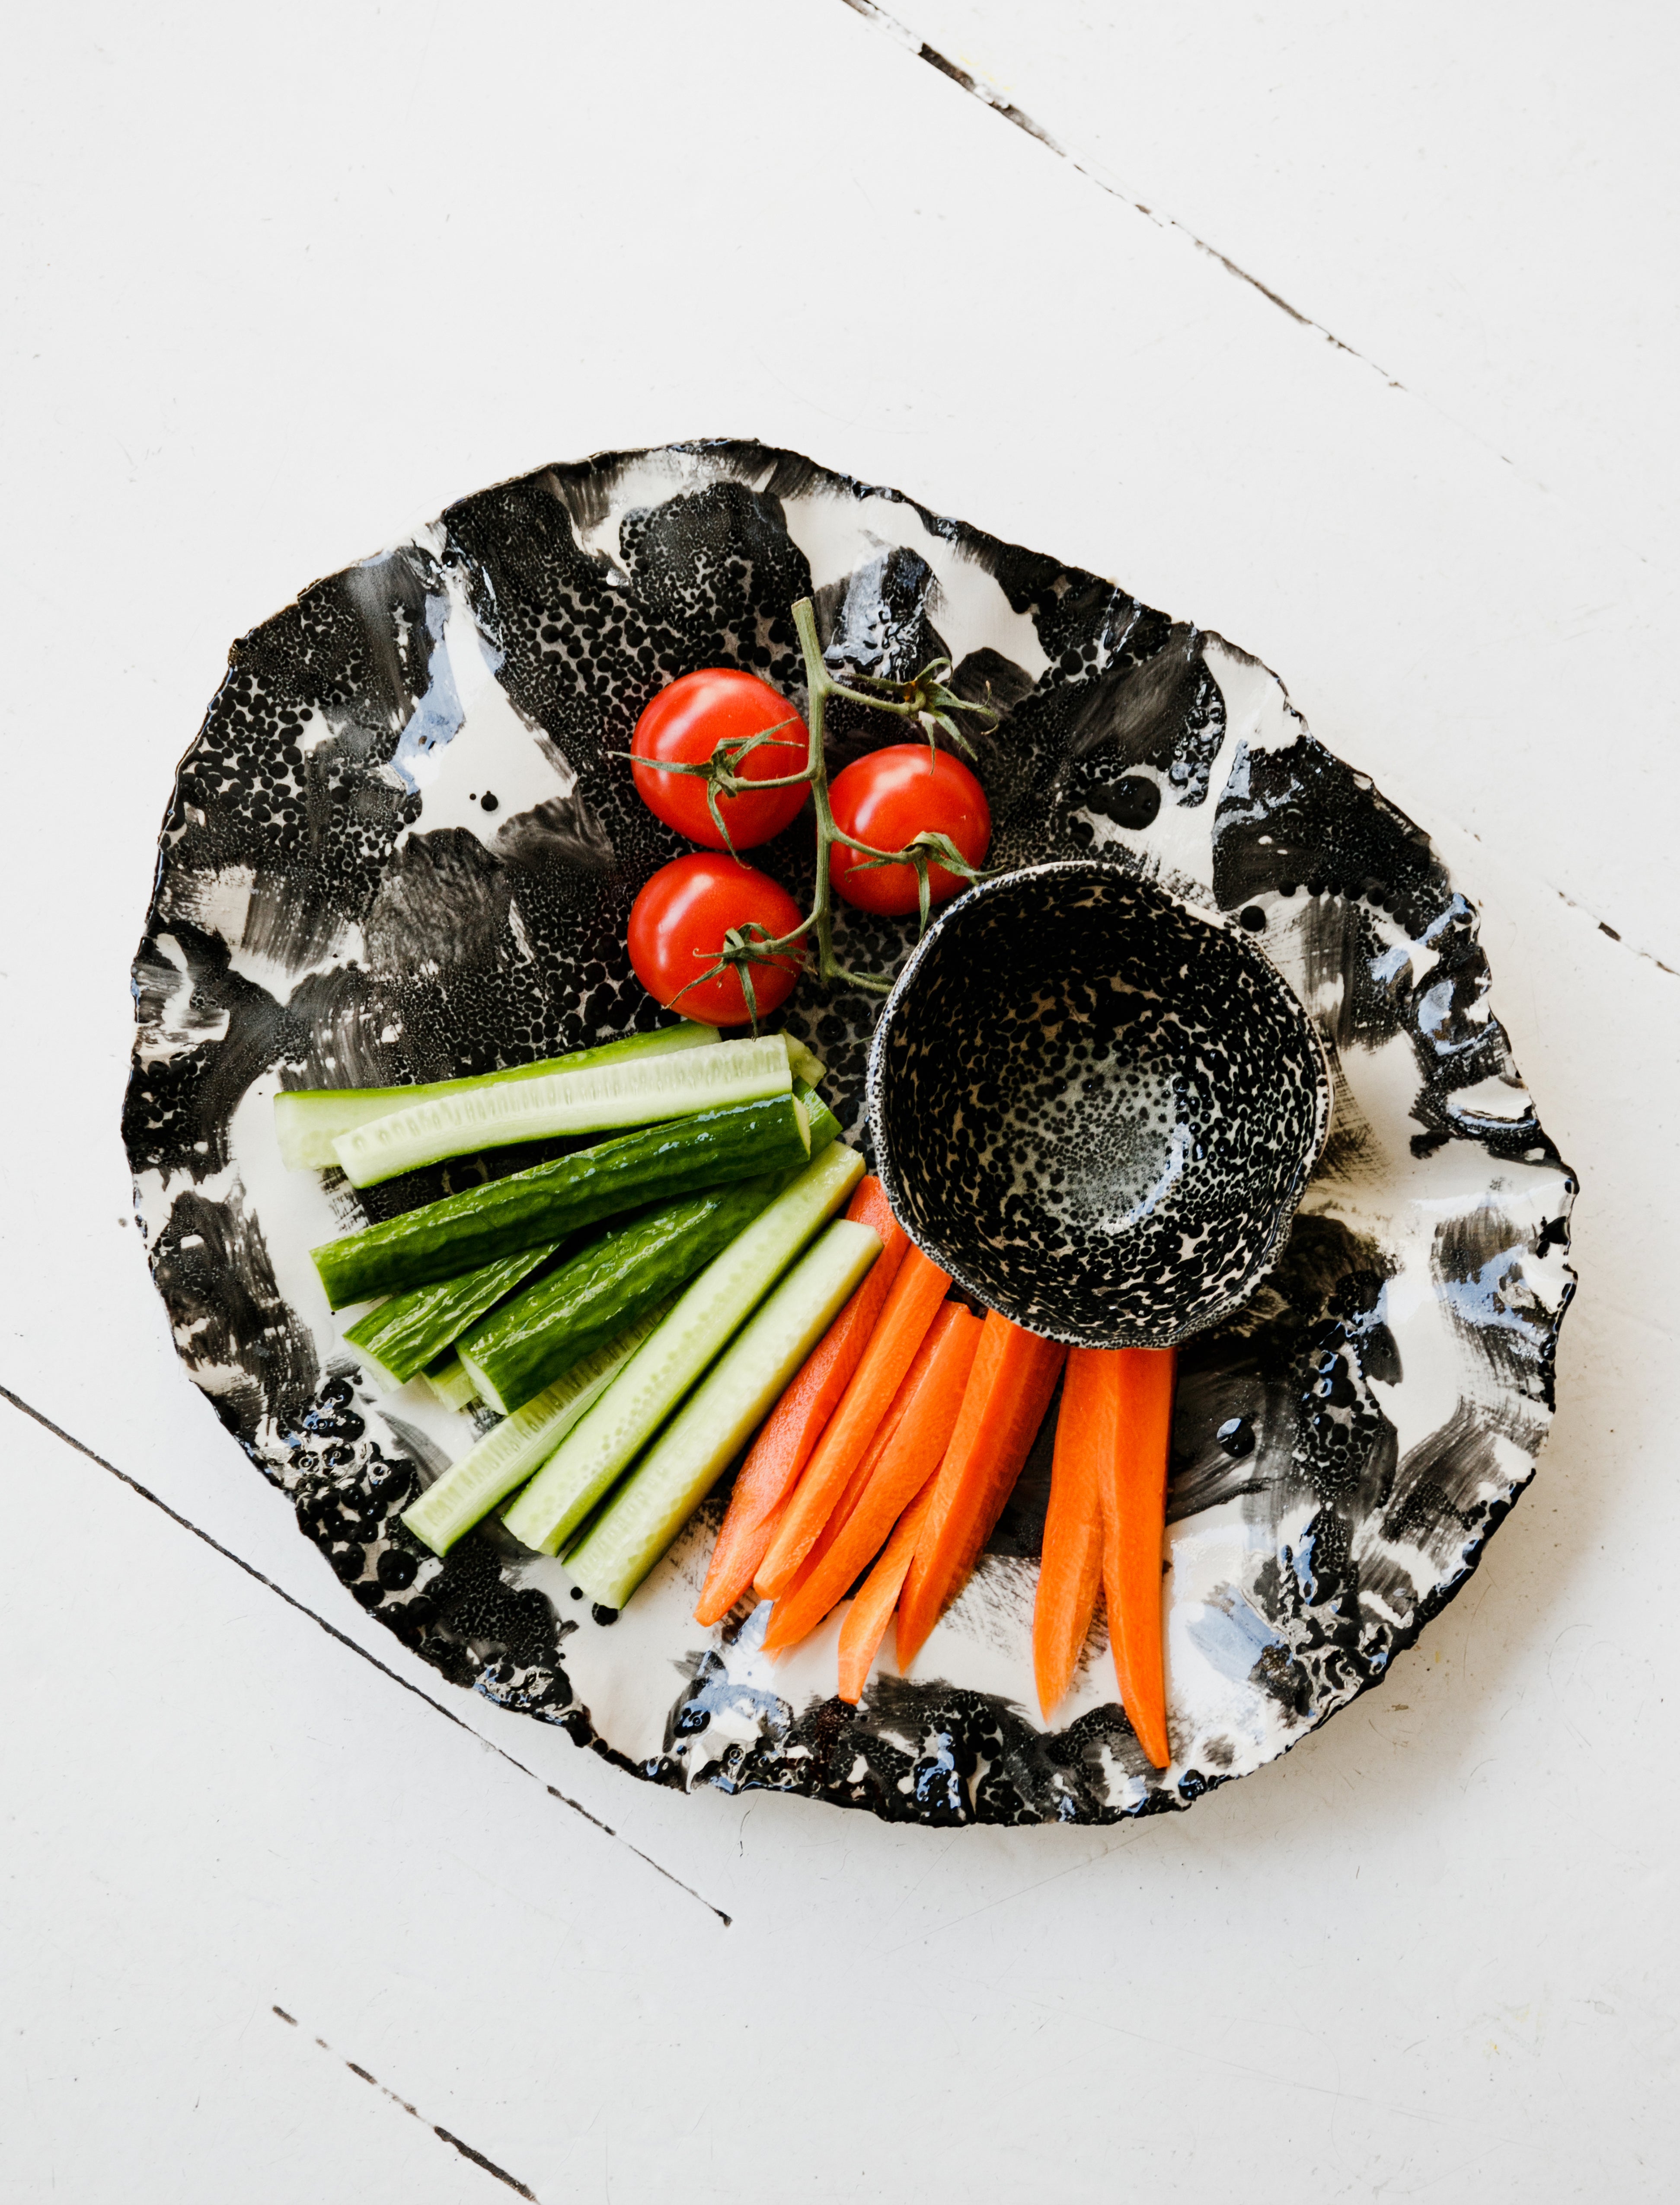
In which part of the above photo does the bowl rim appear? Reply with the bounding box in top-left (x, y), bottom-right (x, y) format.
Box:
top-left (864, 856), bottom-right (1336, 1349)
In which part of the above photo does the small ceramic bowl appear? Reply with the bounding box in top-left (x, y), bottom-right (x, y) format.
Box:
top-left (867, 861), bottom-right (1333, 1348)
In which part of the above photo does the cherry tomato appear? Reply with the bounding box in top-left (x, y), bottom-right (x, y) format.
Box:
top-left (827, 745), bottom-right (991, 916)
top-left (627, 853), bottom-right (805, 1026)
top-left (631, 669), bottom-right (809, 851)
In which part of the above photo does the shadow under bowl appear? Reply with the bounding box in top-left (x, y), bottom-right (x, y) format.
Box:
top-left (867, 861), bottom-right (1332, 1349)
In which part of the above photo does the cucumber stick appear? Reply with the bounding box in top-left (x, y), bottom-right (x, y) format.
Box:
top-left (457, 1178), bottom-right (778, 1417)
top-left (335, 1033), bottom-right (794, 1189)
top-left (502, 1140), bottom-right (866, 1556)
top-left (275, 1022), bottom-right (717, 1170)
top-left (566, 1220), bottom-right (881, 1608)
top-left (341, 1240), bottom-right (559, 1391)
top-left (781, 1034), bottom-right (827, 1091)
top-left (420, 1090), bottom-right (837, 1416)
top-left (400, 1304), bottom-right (670, 1556)
top-left (795, 1081), bottom-right (840, 1159)
top-left (312, 1092), bottom-right (810, 1310)
top-left (423, 1353), bottom-right (480, 1412)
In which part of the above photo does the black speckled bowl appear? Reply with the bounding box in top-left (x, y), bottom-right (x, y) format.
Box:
top-left (868, 861), bottom-right (1333, 1347)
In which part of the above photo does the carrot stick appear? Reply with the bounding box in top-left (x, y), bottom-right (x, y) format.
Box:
top-left (763, 1433), bottom-right (899, 1661)
top-left (754, 1246), bottom-right (952, 1597)
top-left (775, 1304), bottom-right (974, 1608)
top-left (785, 1301), bottom-right (973, 1583)
top-left (835, 1477), bottom-right (939, 1705)
top-left (1032, 1349), bottom-right (1113, 1719)
top-left (794, 1448), bottom-right (883, 1591)
top-left (775, 1348), bottom-right (922, 1614)
top-left (1097, 1347), bottom-right (1177, 1770)
top-left (1099, 1453), bottom-right (1140, 1718)
top-left (896, 1313), bottom-right (1066, 1668)
top-left (763, 1305), bottom-right (980, 1652)
top-left (694, 1176), bottom-right (907, 1624)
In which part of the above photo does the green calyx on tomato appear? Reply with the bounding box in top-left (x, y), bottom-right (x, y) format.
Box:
top-left (629, 669), bottom-right (810, 853)
top-left (628, 853), bottom-right (805, 1028)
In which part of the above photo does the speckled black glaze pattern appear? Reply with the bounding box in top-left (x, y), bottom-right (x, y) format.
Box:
top-left (869, 864), bottom-right (1331, 1347)
top-left (125, 440), bottom-right (1578, 1826)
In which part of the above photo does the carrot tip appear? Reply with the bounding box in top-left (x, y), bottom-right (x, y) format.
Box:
top-left (1134, 1719), bottom-right (1171, 1770)
top-left (1033, 1674), bottom-right (1068, 1724)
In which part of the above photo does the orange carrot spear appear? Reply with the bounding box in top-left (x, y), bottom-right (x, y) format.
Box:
top-left (1097, 1346), bottom-right (1176, 1769)
top-left (767, 1310), bottom-right (948, 1622)
top-left (763, 1304), bottom-right (980, 1652)
top-left (835, 1477), bottom-right (939, 1705)
top-left (896, 1313), bottom-right (1066, 1669)
top-left (1031, 1350), bottom-right (1111, 1720)
top-left (754, 1246), bottom-right (951, 1598)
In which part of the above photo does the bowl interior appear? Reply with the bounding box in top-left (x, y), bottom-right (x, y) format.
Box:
top-left (869, 863), bottom-right (1331, 1347)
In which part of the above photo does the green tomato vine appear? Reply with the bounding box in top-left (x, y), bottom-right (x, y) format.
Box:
top-left (629, 595), bottom-right (1000, 1023)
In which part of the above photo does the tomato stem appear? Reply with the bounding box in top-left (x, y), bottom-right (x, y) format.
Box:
top-left (787, 596), bottom-right (995, 991)
top-left (668, 598), bottom-right (997, 1021)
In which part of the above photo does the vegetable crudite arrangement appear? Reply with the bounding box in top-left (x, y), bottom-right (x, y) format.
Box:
top-left (126, 441), bottom-right (1577, 1827)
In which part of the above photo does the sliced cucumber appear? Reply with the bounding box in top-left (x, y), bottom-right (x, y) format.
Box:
top-left (457, 1176), bottom-right (780, 1417)
top-left (781, 1033), bottom-right (827, 1091)
top-left (334, 1033), bottom-right (795, 1189)
top-left (312, 1092), bottom-right (809, 1310)
top-left (422, 1353), bottom-right (480, 1413)
top-left (501, 1139), bottom-right (866, 1557)
top-left (275, 1022), bottom-right (717, 1170)
top-left (794, 1080), bottom-right (841, 1160)
top-left (401, 1305), bottom-right (669, 1556)
top-left (566, 1221), bottom-right (880, 1608)
top-left (341, 1241), bottom-right (560, 1392)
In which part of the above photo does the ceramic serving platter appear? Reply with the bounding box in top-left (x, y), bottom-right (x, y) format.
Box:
top-left (125, 440), bottom-right (1577, 1826)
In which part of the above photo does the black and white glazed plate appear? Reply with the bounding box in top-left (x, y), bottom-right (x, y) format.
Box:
top-left (125, 441), bottom-right (1577, 1826)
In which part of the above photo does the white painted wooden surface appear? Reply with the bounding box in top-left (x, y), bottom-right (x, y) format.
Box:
top-left (3, 3), bottom-right (1676, 2197)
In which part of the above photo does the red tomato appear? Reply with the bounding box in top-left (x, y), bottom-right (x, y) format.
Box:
top-left (827, 745), bottom-right (992, 916)
top-left (628, 853), bottom-right (805, 1026)
top-left (631, 669), bottom-right (809, 850)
